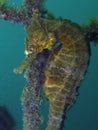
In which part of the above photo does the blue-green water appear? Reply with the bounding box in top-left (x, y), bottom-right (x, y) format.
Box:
top-left (0, 0), bottom-right (98, 130)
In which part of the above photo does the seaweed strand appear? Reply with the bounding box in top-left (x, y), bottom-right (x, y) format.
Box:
top-left (21, 49), bottom-right (50, 130)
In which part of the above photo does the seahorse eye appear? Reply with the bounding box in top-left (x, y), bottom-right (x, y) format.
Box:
top-left (25, 47), bottom-right (33, 55)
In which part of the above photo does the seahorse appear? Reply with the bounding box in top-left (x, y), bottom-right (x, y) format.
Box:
top-left (43, 21), bottom-right (90, 130)
top-left (17, 13), bottom-right (90, 130)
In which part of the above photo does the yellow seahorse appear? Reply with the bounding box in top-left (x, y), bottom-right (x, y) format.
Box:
top-left (23, 13), bottom-right (90, 130)
top-left (13, 12), bottom-right (90, 130)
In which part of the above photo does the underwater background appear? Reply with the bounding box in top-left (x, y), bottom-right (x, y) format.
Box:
top-left (0, 0), bottom-right (98, 130)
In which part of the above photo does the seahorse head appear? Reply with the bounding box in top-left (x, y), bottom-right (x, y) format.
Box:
top-left (24, 12), bottom-right (56, 57)
top-left (25, 31), bottom-right (56, 57)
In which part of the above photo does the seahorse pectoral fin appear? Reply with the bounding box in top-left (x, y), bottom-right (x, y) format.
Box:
top-left (13, 57), bottom-right (31, 74)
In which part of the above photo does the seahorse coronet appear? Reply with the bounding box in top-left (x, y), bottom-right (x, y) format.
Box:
top-left (25, 14), bottom-right (57, 57)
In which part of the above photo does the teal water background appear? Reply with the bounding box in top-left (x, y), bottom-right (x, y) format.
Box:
top-left (0, 0), bottom-right (98, 130)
